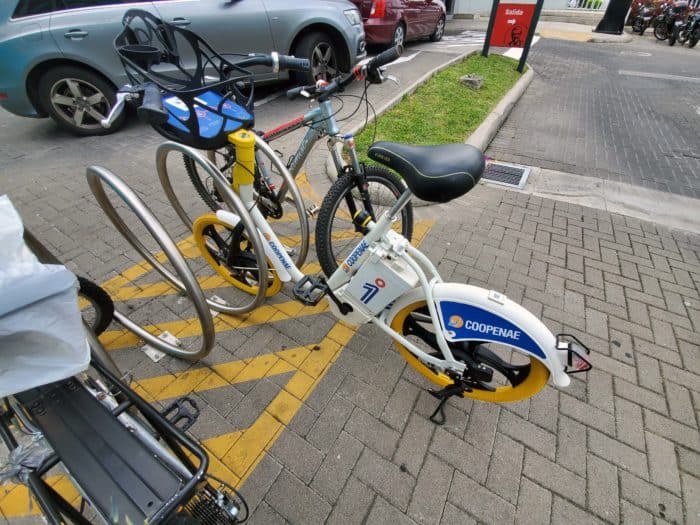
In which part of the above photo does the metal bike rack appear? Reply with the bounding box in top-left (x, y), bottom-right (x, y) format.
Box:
top-left (86, 165), bottom-right (215, 361)
top-left (155, 139), bottom-right (310, 269)
top-left (154, 141), bottom-right (269, 314)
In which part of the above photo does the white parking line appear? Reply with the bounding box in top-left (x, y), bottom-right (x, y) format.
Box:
top-left (619, 70), bottom-right (700, 83)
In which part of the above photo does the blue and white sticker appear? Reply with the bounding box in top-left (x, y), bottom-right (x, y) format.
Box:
top-left (439, 301), bottom-right (545, 359)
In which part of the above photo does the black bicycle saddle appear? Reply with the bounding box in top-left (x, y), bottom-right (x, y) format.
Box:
top-left (367, 142), bottom-right (485, 203)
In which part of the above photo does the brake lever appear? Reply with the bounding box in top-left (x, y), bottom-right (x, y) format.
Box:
top-left (385, 74), bottom-right (400, 86)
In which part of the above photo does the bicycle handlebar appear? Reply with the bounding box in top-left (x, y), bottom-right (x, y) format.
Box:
top-left (365, 45), bottom-right (402, 74)
top-left (285, 45), bottom-right (403, 102)
top-left (232, 52), bottom-right (310, 73)
top-left (136, 82), bottom-right (168, 126)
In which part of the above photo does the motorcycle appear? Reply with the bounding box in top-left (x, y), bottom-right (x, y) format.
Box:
top-left (674, 11), bottom-right (700, 47)
top-left (633, 5), bottom-right (658, 34)
top-left (655, 1), bottom-right (690, 42)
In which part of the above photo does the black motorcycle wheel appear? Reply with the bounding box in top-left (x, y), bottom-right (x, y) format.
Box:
top-left (633, 18), bottom-right (643, 32)
top-left (654, 24), bottom-right (668, 40)
top-left (669, 28), bottom-right (677, 45)
top-left (678, 29), bottom-right (690, 44)
top-left (689, 28), bottom-right (699, 48)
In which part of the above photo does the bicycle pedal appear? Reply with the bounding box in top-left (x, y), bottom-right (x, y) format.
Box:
top-left (293, 275), bottom-right (328, 306)
top-left (306, 204), bottom-right (320, 217)
top-left (161, 396), bottom-right (200, 432)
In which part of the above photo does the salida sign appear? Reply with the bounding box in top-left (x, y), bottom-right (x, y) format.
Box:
top-left (489, 3), bottom-right (536, 48)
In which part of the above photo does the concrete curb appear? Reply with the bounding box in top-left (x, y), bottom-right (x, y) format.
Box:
top-left (465, 66), bottom-right (533, 152)
top-left (590, 31), bottom-right (634, 43)
top-left (524, 167), bottom-right (700, 234)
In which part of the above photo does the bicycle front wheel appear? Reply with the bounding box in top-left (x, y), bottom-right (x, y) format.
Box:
top-left (183, 144), bottom-right (309, 268)
top-left (315, 166), bottom-right (413, 277)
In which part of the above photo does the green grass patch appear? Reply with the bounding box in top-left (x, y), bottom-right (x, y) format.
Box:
top-left (354, 54), bottom-right (524, 164)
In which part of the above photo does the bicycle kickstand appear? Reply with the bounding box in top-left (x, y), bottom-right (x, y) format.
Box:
top-left (427, 380), bottom-right (471, 426)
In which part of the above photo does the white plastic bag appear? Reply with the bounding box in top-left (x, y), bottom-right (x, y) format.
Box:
top-left (0, 195), bottom-right (90, 398)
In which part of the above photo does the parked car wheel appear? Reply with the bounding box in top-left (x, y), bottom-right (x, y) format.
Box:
top-left (430, 16), bottom-right (446, 42)
top-left (391, 23), bottom-right (406, 48)
top-left (294, 32), bottom-right (339, 84)
top-left (38, 66), bottom-right (123, 136)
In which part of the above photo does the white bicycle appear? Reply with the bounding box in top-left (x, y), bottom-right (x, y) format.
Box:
top-left (178, 56), bottom-right (592, 422)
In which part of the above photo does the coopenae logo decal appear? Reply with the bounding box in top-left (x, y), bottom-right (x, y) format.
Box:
top-left (360, 277), bottom-right (386, 304)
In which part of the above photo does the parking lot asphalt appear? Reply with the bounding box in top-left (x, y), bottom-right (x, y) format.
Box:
top-left (1, 22), bottom-right (700, 525)
top-left (486, 34), bottom-right (700, 198)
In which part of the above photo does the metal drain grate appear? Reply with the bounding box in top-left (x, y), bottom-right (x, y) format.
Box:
top-left (481, 162), bottom-right (530, 189)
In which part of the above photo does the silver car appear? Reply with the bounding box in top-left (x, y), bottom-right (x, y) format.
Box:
top-left (0, 0), bottom-right (365, 135)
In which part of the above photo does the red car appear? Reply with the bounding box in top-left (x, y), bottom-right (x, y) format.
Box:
top-left (350, 0), bottom-right (446, 47)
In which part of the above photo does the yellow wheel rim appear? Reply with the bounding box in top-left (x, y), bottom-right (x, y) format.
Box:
top-left (390, 300), bottom-right (549, 403)
top-left (193, 213), bottom-right (282, 297)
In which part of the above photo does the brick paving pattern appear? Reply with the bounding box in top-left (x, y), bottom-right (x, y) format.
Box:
top-left (232, 186), bottom-right (700, 524)
top-left (487, 38), bottom-right (700, 198)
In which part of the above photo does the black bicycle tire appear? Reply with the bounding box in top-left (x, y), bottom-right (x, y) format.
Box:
top-left (183, 152), bottom-right (228, 212)
top-left (315, 166), bottom-right (413, 278)
top-left (77, 276), bottom-right (114, 335)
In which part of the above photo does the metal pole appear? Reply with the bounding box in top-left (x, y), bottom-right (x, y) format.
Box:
top-left (518, 0), bottom-right (545, 72)
top-left (482, 0), bottom-right (501, 57)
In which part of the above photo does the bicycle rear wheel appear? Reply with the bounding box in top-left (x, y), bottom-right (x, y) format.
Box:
top-left (389, 301), bottom-right (550, 403)
top-left (315, 166), bottom-right (413, 277)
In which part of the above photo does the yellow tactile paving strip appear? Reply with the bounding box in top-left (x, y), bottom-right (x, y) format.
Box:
top-left (0, 213), bottom-right (434, 519)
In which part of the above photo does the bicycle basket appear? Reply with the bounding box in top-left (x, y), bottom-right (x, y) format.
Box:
top-left (115, 9), bottom-right (255, 150)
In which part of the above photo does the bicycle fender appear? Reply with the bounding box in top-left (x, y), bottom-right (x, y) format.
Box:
top-left (385, 284), bottom-right (571, 387)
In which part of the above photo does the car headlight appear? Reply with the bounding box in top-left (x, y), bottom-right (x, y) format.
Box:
top-left (344, 8), bottom-right (362, 26)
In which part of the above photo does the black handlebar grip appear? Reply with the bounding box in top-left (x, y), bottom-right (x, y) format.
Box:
top-left (136, 82), bottom-right (168, 125)
top-left (279, 55), bottom-right (311, 72)
top-left (286, 85), bottom-right (307, 100)
top-left (367, 45), bottom-right (402, 72)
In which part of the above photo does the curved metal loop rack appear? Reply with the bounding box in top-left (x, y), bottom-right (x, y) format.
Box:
top-left (155, 138), bottom-right (311, 269)
top-left (86, 165), bottom-right (216, 361)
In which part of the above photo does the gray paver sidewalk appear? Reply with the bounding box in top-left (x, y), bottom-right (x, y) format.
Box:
top-left (238, 183), bottom-right (700, 525)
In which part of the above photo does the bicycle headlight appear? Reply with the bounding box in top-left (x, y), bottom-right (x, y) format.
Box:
top-left (345, 9), bottom-right (362, 26)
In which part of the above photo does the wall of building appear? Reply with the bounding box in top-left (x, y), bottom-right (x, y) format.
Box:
top-left (454, 0), bottom-right (571, 15)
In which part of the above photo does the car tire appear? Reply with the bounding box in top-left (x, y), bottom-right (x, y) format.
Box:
top-left (293, 31), bottom-right (339, 84)
top-left (430, 16), bottom-right (446, 42)
top-left (38, 65), bottom-right (124, 136)
top-left (391, 23), bottom-right (406, 49)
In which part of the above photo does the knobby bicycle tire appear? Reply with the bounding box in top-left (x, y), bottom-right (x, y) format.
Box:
top-left (78, 276), bottom-right (114, 335)
top-left (315, 166), bottom-right (413, 278)
top-left (183, 149), bottom-right (233, 212)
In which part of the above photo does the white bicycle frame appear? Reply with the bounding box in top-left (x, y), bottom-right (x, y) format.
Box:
top-left (216, 169), bottom-right (577, 388)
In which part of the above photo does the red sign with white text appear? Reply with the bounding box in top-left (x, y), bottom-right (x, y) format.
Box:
top-left (490, 3), bottom-right (536, 48)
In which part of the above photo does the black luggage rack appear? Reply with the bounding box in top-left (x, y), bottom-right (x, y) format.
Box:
top-left (0, 357), bottom-right (211, 525)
